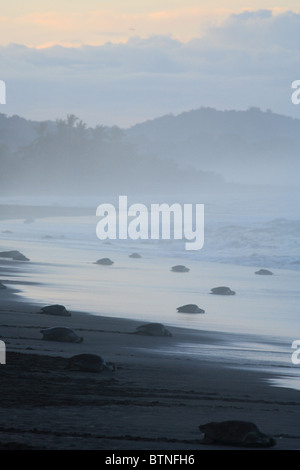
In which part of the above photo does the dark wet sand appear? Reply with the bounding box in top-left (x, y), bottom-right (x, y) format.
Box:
top-left (0, 260), bottom-right (300, 451)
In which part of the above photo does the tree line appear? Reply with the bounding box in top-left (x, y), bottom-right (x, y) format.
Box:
top-left (0, 113), bottom-right (224, 196)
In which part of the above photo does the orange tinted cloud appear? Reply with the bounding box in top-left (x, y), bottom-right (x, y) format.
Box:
top-left (149, 11), bottom-right (181, 20)
top-left (15, 12), bottom-right (74, 30)
top-left (1, 5), bottom-right (300, 47)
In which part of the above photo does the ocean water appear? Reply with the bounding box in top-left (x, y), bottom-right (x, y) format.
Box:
top-left (0, 186), bottom-right (300, 390)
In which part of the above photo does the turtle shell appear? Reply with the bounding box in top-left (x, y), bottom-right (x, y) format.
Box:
top-left (40, 304), bottom-right (71, 316)
top-left (135, 322), bottom-right (172, 337)
top-left (177, 304), bottom-right (205, 313)
top-left (68, 354), bottom-right (105, 372)
top-left (129, 253), bottom-right (142, 258)
top-left (171, 265), bottom-right (189, 272)
top-left (255, 269), bottom-right (273, 275)
top-left (199, 420), bottom-right (276, 447)
top-left (40, 327), bottom-right (83, 343)
top-left (210, 286), bottom-right (235, 295)
top-left (95, 258), bottom-right (114, 265)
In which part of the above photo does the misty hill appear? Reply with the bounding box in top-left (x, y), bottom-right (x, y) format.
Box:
top-left (0, 113), bottom-right (56, 152)
top-left (1, 107), bottom-right (299, 198)
top-left (0, 113), bottom-right (223, 197)
top-left (126, 107), bottom-right (300, 185)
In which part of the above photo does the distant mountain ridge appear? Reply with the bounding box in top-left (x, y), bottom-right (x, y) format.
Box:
top-left (125, 107), bottom-right (300, 185)
top-left (0, 106), bottom-right (299, 193)
top-left (0, 112), bottom-right (223, 196)
top-left (127, 107), bottom-right (300, 142)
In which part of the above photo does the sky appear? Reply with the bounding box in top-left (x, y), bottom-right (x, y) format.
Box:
top-left (1, 1), bottom-right (300, 127)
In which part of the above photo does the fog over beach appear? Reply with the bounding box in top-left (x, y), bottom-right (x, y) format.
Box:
top-left (1, 0), bottom-right (300, 453)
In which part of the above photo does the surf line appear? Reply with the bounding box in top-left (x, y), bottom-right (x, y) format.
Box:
top-left (96, 195), bottom-right (204, 250)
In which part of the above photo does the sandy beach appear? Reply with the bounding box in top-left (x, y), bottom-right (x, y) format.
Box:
top-left (0, 263), bottom-right (300, 451)
top-left (2, 0), bottom-right (300, 454)
top-left (0, 201), bottom-right (299, 452)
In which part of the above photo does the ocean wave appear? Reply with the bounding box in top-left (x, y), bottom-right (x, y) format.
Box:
top-left (195, 218), bottom-right (300, 271)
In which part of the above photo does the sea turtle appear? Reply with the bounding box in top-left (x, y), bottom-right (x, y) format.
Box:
top-left (0, 250), bottom-right (20, 258)
top-left (12, 252), bottom-right (30, 261)
top-left (95, 258), bottom-right (114, 265)
top-left (40, 304), bottom-right (71, 316)
top-left (255, 269), bottom-right (273, 275)
top-left (40, 327), bottom-right (83, 343)
top-left (129, 253), bottom-right (142, 258)
top-left (135, 322), bottom-right (172, 337)
top-left (177, 304), bottom-right (205, 314)
top-left (0, 250), bottom-right (29, 261)
top-left (210, 286), bottom-right (236, 295)
top-left (67, 353), bottom-right (115, 372)
top-left (198, 420), bottom-right (276, 448)
top-left (171, 265), bottom-right (190, 273)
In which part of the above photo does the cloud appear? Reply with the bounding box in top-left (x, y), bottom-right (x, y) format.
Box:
top-left (0, 6), bottom-right (228, 47)
top-left (1, 10), bottom-right (300, 127)
top-left (231, 9), bottom-right (273, 20)
top-left (204, 9), bottom-right (300, 49)
top-left (15, 12), bottom-right (73, 30)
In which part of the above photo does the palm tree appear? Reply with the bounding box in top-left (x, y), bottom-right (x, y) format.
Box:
top-left (66, 114), bottom-right (79, 128)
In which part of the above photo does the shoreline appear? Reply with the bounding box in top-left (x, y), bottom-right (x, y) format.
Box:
top-left (1, 263), bottom-right (300, 450)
